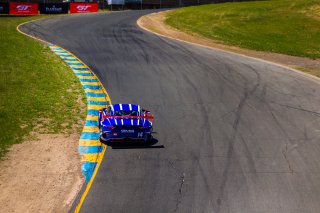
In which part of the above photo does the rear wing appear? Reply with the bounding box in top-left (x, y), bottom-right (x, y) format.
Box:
top-left (102, 115), bottom-right (154, 122)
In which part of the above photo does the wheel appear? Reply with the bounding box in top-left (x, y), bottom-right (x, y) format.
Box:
top-left (144, 134), bottom-right (153, 143)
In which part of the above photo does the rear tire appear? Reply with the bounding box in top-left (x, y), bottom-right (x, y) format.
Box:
top-left (144, 134), bottom-right (153, 143)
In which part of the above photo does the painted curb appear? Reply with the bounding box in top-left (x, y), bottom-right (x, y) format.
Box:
top-left (48, 45), bottom-right (110, 181)
top-left (47, 45), bottom-right (111, 213)
top-left (137, 13), bottom-right (320, 86)
top-left (17, 20), bottom-right (111, 181)
top-left (17, 19), bottom-right (111, 213)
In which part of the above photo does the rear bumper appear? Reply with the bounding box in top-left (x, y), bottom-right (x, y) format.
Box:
top-left (100, 135), bottom-right (151, 143)
top-left (99, 128), bottom-right (153, 143)
top-left (100, 137), bottom-right (146, 143)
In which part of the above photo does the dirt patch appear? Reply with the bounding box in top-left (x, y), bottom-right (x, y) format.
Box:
top-left (138, 11), bottom-right (320, 78)
top-left (0, 133), bottom-right (84, 213)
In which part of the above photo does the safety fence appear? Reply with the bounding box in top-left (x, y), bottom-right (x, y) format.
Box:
top-left (0, 0), bottom-right (258, 14)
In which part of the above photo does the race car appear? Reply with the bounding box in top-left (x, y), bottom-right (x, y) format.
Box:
top-left (98, 103), bottom-right (154, 143)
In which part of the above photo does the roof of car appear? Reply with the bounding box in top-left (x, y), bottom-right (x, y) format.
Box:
top-left (110, 104), bottom-right (141, 112)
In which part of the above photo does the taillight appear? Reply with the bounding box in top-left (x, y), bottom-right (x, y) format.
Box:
top-left (139, 126), bottom-right (149, 129)
top-left (106, 126), bottom-right (115, 130)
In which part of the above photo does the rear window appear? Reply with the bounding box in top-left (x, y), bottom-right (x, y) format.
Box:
top-left (113, 110), bottom-right (139, 116)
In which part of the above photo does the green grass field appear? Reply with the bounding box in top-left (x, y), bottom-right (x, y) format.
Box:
top-left (166, 0), bottom-right (320, 59)
top-left (0, 16), bottom-right (85, 158)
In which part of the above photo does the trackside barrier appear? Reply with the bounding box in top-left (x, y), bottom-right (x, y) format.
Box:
top-left (0, 2), bottom-right (9, 14)
top-left (2, 0), bottom-right (261, 14)
top-left (4, 2), bottom-right (99, 15)
top-left (70, 3), bottom-right (99, 13)
top-left (39, 3), bottom-right (69, 14)
top-left (9, 2), bottom-right (38, 15)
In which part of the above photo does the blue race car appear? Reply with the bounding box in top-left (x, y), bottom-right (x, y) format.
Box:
top-left (98, 104), bottom-right (154, 143)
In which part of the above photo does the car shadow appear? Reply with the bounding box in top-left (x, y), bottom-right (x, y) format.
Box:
top-left (103, 138), bottom-right (164, 149)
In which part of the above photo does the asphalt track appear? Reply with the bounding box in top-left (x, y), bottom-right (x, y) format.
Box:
top-left (21, 11), bottom-right (320, 213)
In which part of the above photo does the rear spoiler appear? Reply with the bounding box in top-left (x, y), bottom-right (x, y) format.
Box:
top-left (102, 115), bottom-right (154, 122)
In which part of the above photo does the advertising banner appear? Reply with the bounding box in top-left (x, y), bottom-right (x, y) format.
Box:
top-left (70, 3), bottom-right (98, 13)
top-left (9, 2), bottom-right (38, 15)
top-left (0, 2), bottom-right (9, 14)
top-left (39, 3), bottom-right (68, 14)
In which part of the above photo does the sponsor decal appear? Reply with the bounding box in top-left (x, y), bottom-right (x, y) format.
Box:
top-left (77, 5), bottom-right (90, 11)
top-left (70, 3), bottom-right (98, 13)
top-left (10, 2), bottom-right (38, 15)
top-left (121, 129), bottom-right (135, 133)
top-left (46, 6), bottom-right (62, 12)
top-left (39, 3), bottom-right (68, 14)
top-left (17, 5), bottom-right (31, 11)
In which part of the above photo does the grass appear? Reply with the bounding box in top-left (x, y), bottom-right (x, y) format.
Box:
top-left (166, 0), bottom-right (320, 59)
top-left (0, 16), bottom-right (86, 158)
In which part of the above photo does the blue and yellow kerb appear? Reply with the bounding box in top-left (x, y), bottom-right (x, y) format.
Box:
top-left (48, 44), bottom-right (110, 182)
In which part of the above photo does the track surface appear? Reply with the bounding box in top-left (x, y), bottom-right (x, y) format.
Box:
top-left (21, 11), bottom-right (320, 213)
